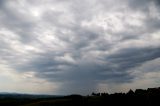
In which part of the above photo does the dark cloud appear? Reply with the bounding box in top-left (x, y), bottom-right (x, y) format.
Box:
top-left (107, 47), bottom-right (160, 71)
top-left (128, 0), bottom-right (151, 10)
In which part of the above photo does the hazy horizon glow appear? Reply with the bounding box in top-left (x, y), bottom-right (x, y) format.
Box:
top-left (0, 0), bottom-right (160, 95)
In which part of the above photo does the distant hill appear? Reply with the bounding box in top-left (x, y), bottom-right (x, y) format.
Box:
top-left (0, 93), bottom-right (62, 99)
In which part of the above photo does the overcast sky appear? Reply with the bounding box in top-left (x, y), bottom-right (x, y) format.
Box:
top-left (0, 0), bottom-right (160, 95)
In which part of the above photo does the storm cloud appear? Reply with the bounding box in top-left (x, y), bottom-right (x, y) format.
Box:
top-left (0, 0), bottom-right (160, 94)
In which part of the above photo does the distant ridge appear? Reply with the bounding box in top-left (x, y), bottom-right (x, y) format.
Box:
top-left (0, 92), bottom-right (63, 99)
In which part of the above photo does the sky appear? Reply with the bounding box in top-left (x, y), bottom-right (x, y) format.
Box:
top-left (0, 0), bottom-right (160, 95)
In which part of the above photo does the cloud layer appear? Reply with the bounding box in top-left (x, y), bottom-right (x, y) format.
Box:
top-left (0, 0), bottom-right (160, 94)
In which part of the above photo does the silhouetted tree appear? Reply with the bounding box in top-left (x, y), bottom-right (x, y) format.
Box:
top-left (127, 89), bottom-right (134, 96)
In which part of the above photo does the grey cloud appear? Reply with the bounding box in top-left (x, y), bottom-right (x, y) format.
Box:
top-left (135, 58), bottom-right (160, 73)
top-left (118, 0), bottom-right (160, 36)
top-left (107, 47), bottom-right (160, 71)
top-left (128, 0), bottom-right (151, 10)
top-left (0, 0), bottom-right (160, 94)
top-left (0, 0), bottom-right (37, 43)
top-left (144, 18), bottom-right (160, 33)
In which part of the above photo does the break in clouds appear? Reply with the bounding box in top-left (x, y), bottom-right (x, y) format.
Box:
top-left (0, 0), bottom-right (160, 94)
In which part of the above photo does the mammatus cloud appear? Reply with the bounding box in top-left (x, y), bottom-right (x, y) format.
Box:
top-left (0, 0), bottom-right (160, 94)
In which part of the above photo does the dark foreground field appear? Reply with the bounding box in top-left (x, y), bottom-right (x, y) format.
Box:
top-left (1, 87), bottom-right (160, 106)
